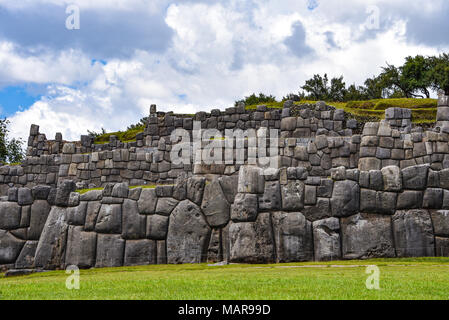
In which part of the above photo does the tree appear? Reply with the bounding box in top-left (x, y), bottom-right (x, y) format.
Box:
top-left (344, 84), bottom-right (368, 101)
top-left (328, 76), bottom-right (347, 101)
top-left (428, 53), bottom-right (449, 95)
top-left (401, 55), bottom-right (432, 98)
top-left (0, 118), bottom-right (24, 164)
top-left (301, 74), bottom-right (330, 100)
top-left (363, 75), bottom-right (386, 99)
top-left (234, 93), bottom-right (277, 106)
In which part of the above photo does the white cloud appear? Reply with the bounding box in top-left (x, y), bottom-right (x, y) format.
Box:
top-left (3, 0), bottom-right (449, 142)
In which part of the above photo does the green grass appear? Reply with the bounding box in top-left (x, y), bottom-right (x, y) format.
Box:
top-left (76, 184), bottom-right (158, 194)
top-left (2, 258), bottom-right (449, 300)
top-left (94, 127), bottom-right (144, 145)
top-left (244, 98), bottom-right (438, 123)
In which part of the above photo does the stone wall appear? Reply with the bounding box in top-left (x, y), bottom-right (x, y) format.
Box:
top-left (3, 162), bottom-right (449, 270)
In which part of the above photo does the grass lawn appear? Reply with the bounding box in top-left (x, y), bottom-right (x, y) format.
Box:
top-left (1, 258), bottom-right (449, 300)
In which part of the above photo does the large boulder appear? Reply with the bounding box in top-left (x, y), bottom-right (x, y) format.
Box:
top-left (313, 218), bottom-right (341, 261)
top-left (281, 181), bottom-right (305, 211)
top-left (360, 189), bottom-right (397, 214)
top-left (392, 210), bottom-right (435, 257)
top-left (229, 212), bottom-right (275, 263)
top-left (34, 207), bottom-right (69, 269)
top-left (166, 200), bottom-right (211, 264)
top-left (341, 213), bottom-right (395, 259)
top-left (55, 180), bottom-right (76, 207)
top-left (124, 239), bottom-right (156, 266)
top-left (0, 230), bottom-right (25, 264)
top-left (201, 179), bottom-right (230, 227)
top-left (15, 240), bottom-right (38, 269)
top-left (95, 234), bottom-right (125, 268)
top-left (381, 166), bottom-right (402, 191)
top-left (237, 166), bottom-right (264, 194)
top-left (28, 200), bottom-right (51, 240)
top-left (146, 215), bottom-right (169, 240)
top-left (258, 181), bottom-right (281, 211)
top-left (187, 177), bottom-right (206, 204)
top-left (331, 180), bottom-right (360, 217)
top-left (155, 198), bottom-right (179, 216)
top-left (84, 201), bottom-right (101, 231)
top-left (65, 226), bottom-right (97, 268)
top-left (231, 193), bottom-right (258, 222)
top-left (137, 188), bottom-right (157, 214)
top-left (430, 210), bottom-right (449, 237)
top-left (219, 175), bottom-right (239, 204)
top-left (95, 204), bottom-right (122, 234)
top-left (272, 212), bottom-right (313, 262)
top-left (121, 199), bottom-right (146, 239)
top-left (401, 164), bottom-right (429, 190)
top-left (0, 202), bottom-right (22, 230)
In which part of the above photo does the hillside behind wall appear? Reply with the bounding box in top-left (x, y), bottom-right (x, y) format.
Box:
top-left (1, 94), bottom-right (449, 270)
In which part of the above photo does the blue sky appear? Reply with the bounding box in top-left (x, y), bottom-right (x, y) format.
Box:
top-left (0, 0), bottom-right (448, 141)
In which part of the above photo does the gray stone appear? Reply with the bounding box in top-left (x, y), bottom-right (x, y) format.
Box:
top-left (313, 218), bottom-right (341, 261)
top-left (430, 210), bottom-right (449, 237)
top-left (84, 201), bottom-right (101, 231)
top-left (218, 175), bottom-right (239, 204)
top-left (137, 188), bottom-right (157, 214)
top-left (392, 210), bottom-right (434, 257)
top-left (303, 198), bottom-right (331, 222)
top-left (34, 207), bottom-right (69, 269)
top-left (187, 177), bottom-right (206, 204)
top-left (272, 212), bottom-right (313, 262)
top-left (402, 164), bottom-right (429, 190)
top-left (28, 200), bottom-right (51, 240)
top-left (258, 181), bottom-right (281, 211)
top-left (229, 212), bottom-right (275, 263)
top-left (166, 200), bottom-right (211, 264)
top-left (112, 183), bottom-right (129, 198)
top-left (95, 234), bottom-right (125, 268)
top-left (65, 226), bottom-right (97, 268)
top-left (423, 188), bottom-right (443, 209)
top-left (17, 188), bottom-right (33, 206)
top-left (231, 193), bottom-right (258, 222)
top-left (360, 189), bottom-right (397, 215)
top-left (0, 201), bottom-right (21, 230)
top-left (341, 213), bottom-right (395, 259)
top-left (381, 166), bottom-right (402, 191)
top-left (331, 180), bottom-right (360, 217)
top-left (67, 201), bottom-right (87, 226)
top-left (122, 199), bottom-right (146, 239)
top-left (155, 197), bottom-right (179, 216)
top-left (55, 180), bottom-right (76, 207)
top-left (237, 166), bottom-right (264, 194)
top-left (281, 180), bottom-right (305, 211)
top-left (369, 170), bottom-right (383, 190)
top-left (124, 239), bottom-right (156, 266)
top-left (331, 166), bottom-right (346, 181)
top-left (435, 237), bottom-right (449, 257)
top-left (15, 241), bottom-right (38, 269)
top-left (146, 214), bottom-right (169, 240)
top-left (95, 204), bottom-right (122, 234)
top-left (32, 185), bottom-right (51, 200)
top-left (0, 230), bottom-right (25, 264)
top-left (201, 179), bottom-right (230, 227)
top-left (397, 191), bottom-right (423, 209)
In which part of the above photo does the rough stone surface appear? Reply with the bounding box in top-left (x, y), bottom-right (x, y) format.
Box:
top-left (34, 207), bottom-right (69, 269)
top-left (272, 212), bottom-right (313, 262)
top-left (146, 214), bottom-right (169, 240)
top-left (0, 230), bottom-right (25, 264)
top-left (65, 226), bottom-right (97, 268)
top-left (122, 199), bottom-right (146, 239)
top-left (430, 210), bottom-right (449, 237)
top-left (137, 188), bottom-right (157, 214)
top-left (15, 240), bottom-right (38, 269)
top-left (331, 180), bottom-right (360, 217)
top-left (229, 212), bottom-right (275, 263)
top-left (231, 193), bottom-right (258, 222)
top-left (341, 213), bottom-right (395, 259)
top-left (166, 200), bottom-right (211, 264)
top-left (281, 180), bottom-right (304, 211)
top-left (95, 234), bottom-right (125, 268)
top-left (313, 218), bottom-right (341, 261)
top-left (201, 179), bottom-right (230, 227)
top-left (0, 202), bottom-right (21, 230)
top-left (392, 210), bottom-right (435, 257)
top-left (95, 204), bottom-right (122, 234)
top-left (124, 239), bottom-right (156, 266)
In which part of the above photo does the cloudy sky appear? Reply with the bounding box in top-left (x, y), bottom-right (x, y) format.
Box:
top-left (0, 0), bottom-right (448, 141)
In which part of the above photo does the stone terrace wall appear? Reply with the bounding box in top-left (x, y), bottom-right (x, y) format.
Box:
top-left (0, 102), bottom-right (359, 193)
top-left (3, 162), bottom-right (449, 271)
